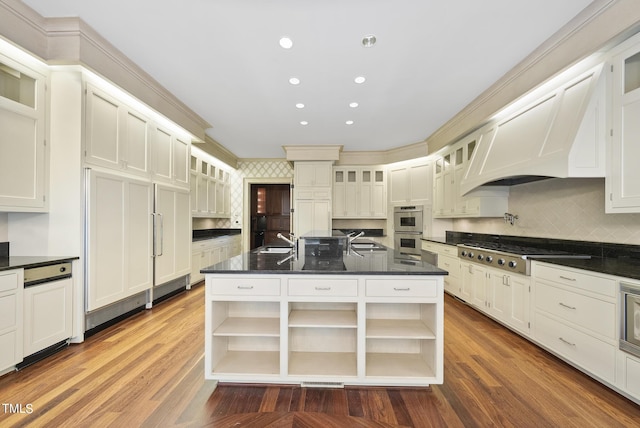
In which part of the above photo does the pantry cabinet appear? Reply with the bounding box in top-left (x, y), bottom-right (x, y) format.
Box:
top-left (333, 166), bottom-right (386, 218)
top-left (389, 162), bottom-right (431, 205)
top-left (607, 32), bottom-right (640, 213)
top-left (293, 162), bottom-right (332, 236)
top-left (0, 54), bottom-right (47, 212)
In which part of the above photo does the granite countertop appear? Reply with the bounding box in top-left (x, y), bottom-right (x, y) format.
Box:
top-left (0, 256), bottom-right (79, 272)
top-left (530, 256), bottom-right (640, 281)
top-left (192, 228), bottom-right (241, 242)
top-left (201, 243), bottom-right (447, 276)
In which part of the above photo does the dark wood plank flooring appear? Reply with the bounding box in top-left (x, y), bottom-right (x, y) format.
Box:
top-left (0, 284), bottom-right (639, 427)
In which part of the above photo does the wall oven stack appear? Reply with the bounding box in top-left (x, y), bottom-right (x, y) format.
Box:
top-left (393, 205), bottom-right (423, 257)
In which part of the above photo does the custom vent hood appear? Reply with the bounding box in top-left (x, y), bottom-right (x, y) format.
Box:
top-left (460, 63), bottom-right (606, 196)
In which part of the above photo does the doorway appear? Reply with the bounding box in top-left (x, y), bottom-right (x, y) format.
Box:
top-left (248, 183), bottom-right (291, 250)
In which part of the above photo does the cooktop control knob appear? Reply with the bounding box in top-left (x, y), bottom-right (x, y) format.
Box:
top-left (508, 260), bottom-right (517, 269)
top-left (477, 254), bottom-right (484, 261)
top-left (497, 258), bottom-right (506, 266)
top-left (461, 250), bottom-right (467, 257)
top-left (468, 252), bottom-right (474, 258)
top-left (485, 256), bottom-right (493, 263)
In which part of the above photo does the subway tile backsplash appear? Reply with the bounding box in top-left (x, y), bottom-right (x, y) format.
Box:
top-left (453, 178), bottom-right (640, 245)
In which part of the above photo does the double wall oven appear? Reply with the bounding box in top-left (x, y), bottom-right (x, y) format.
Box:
top-left (393, 205), bottom-right (423, 257)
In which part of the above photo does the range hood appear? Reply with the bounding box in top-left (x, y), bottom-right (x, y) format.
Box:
top-left (460, 63), bottom-right (606, 196)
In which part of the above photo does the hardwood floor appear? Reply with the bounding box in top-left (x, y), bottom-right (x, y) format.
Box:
top-left (1, 284), bottom-right (639, 427)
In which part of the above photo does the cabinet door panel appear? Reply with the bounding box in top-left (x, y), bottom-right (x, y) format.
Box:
top-left (86, 89), bottom-right (120, 168)
top-left (126, 181), bottom-right (153, 294)
top-left (125, 111), bottom-right (149, 174)
top-left (153, 127), bottom-right (172, 181)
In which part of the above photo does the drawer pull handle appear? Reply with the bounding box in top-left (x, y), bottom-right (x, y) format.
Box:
top-left (559, 302), bottom-right (576, 310)
top-left (558, 337), bottom-right (576, 347)
top-left (559, 275), bottom-right (576, 281)
top-left (315, 287), bottom-right (331, 291)
top-left (237, 285), bottom-right (254, 290)
top-left (394, 287), bottom-right (410, 291)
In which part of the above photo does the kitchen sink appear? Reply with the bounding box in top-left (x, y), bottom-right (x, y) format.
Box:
top-left (258, 246), bottom-right (292, 254)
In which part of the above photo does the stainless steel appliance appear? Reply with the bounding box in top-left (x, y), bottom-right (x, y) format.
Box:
top-left (393, 205), bottom-right (423, 233)
top-left (393, 205), bottom-right (423, 257)
top-left (620, 282), bottom-right (640, 358)
top-left (457, 242), bottom-right (590, 276)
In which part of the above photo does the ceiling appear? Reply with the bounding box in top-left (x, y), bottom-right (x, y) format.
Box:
top-left (22, 0), bottom-right (594, 159)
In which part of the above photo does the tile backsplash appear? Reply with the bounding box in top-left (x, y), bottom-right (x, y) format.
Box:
top-left (453, 178), bottom-right (640, 245)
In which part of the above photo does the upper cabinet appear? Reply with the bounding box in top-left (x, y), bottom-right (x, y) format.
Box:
top-left (607, 33), bottom-right (640, 213)
top-left (85, 83), bottom-right (191, 189)
top-left (389, 161), bottom-right (431, 206)
top-left (0, 53), bottom-right (47, 212)
top-left (333, 166), bottom-right (386, 218)
top-left (294, 161), bottom-right (332, 198)
top-left (433, 131), bottom-right (508, 218)
top-left (190, 147), bottom-right (232, 218)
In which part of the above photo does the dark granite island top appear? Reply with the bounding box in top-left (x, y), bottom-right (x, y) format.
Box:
top-left (201, 243), bottom-right (447, 276)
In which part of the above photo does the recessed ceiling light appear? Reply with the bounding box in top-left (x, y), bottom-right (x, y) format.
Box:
top-left (300, 121), bottom-right (308, 125)
top-left (354, 76), bottom-right (366, 84)
top-left (349, 102), bottom-right (359, 108)
top-left (289, 77), bottom-right (300, 85)
top-left (279, 37), bottom-right (293, 49)
top-left (345, 120), bottom-right (354, 125)
top-left (295, 103), bottom-right (305, 109)
top-left (362, 35), bottom-right (377, 47)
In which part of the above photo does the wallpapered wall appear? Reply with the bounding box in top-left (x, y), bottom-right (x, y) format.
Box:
top-left (192, 160), bottom-right (293, 231)
top-left (453, 178), bottom-right (640, 245)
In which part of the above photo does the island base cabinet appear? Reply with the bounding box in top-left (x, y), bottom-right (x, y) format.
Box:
top-left (205, 275), bottom-right (443, 386)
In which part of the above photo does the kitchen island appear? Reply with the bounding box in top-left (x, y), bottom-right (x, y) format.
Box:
top-left (201, 237), bottom-right (447, 387)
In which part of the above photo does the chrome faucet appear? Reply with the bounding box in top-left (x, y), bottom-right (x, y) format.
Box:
top-left (276, 232), bottom-right (298, 257)
top-left (348, 231), bottom-right (365, 244)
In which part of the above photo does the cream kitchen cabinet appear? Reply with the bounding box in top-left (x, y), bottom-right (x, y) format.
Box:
top-left (191, 234), bottom-right (242, 285)
top-left (191, 148), bottom-right (232, 218)
top-left (84, 84), bottom-right (151, 178)
top-left (151, 124), bottom-right (190, 188)
top-left (607, 32), bottom-right (640, 213)
top-left (0, 54), bottom-right (47, 212)
top-left (389, 161), bottom-right (431, 205)
top-left (333, 166), bottom-right (386, 218)
top-left (293, 161), bottom-right (332, 236)
top-left (205, 274), bottom-right (443, 386)
top-left (86, 170), bottom-right (154, 311)
top-left (0, 269), bottom-right (23, 374)
top-left (487, 271), bottom-right (530, 335)
top-left (422, 241), bottom-right (461, 298)
top-left (294, 161), bottom-right (332, 191)
top-left (531, 261), bottom-right (617, 384)
top-left (433, 130), bottom-right (508, 218)
top-left (293, 199), bottom-right (331, 237)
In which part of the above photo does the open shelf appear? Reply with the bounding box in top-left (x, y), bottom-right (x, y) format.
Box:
top-left (366, 352), bottom-right (435, 378)
top-left (213, 350), bottom-right (280, 375)
top-left (289, 352), bottom-right (357, 377)
top-left (213, 317), bottom-right (280, 337)
top-left (366, 319), bottom-right (435, 339)
top-left (289, 310), bottom-right (357, 328)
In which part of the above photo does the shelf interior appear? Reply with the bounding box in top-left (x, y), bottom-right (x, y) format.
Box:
top-left (366, 353), bottom-right (434, 378)
top-left (289, 351), bottom-right (357, 377)
top-left (213, 317), bottom-right (280, 337)
top-left (212, 350), bottom-right (280, 375)
top-left (366, 319), bottom-right (435, 339)
top-left (289, 310), bottom-right (357, 328)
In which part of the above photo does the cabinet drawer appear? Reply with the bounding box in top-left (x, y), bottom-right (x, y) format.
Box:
top-left (288, 278), bottom-right (357, 297)
top-left (210, 277), bottom-right (280, 296)
top-left (440, 245), bottom-right (458, 257)
top-left (535, 283), bottom-right (615, 339)
top-left (534, 312), bottom-right (615, 383)
top-left (534, 263), bottom-right (616, 297)
top-left (438, 255), bottom-right (460, 278)
top-left (0, 293), bottom-right (18, 331)
top-left (0, 272), bottom-right (18, 293)
top-left (366, 279), bottom-right (437, 297)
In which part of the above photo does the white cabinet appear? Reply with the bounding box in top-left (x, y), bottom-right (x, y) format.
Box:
top-left (191, 148), bottom-right (232, 218)
top-left (389, 162), bottom-right (431, 205)
top-left (487, 272), bottom-right (530, 334)
top-left (151, 125), bottom-right (190, 188)
top-left (23, 277), bottom-right (72, 356)
top-left (205, 274), bottom-right (443, 386)
top-left (531, 262), bottom-right (617, 384)
top-left (433, 131), bottom-right (509, 218)
top-left (0, 54), bottom-right (47, 212)
top-left (0, 269), bottom-right (23, 373)
top-left (190, 234), bottom-right (242, 285)
top-left (333, 166), bottom-right (386, 218)
top-left (293, 161), bottom-right (332, 236)
top-left (84, 84), bottom-right (151, 177)
top-left (294, 199), bottom-right (331, 237)
top-left (154, 184), bottom-right (191, 287)
top-left (607, 33), bottom-right (640, 213)
top-left (423, 241), bottom-right (461, 298)
top-left (86, 170), bottom-right (154, 311)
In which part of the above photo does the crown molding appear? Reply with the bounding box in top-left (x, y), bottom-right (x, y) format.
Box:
top-left (283, 145), bottom-right (343, 161)
top-left (192, 135), bottom-right (239, 169)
